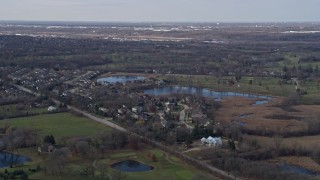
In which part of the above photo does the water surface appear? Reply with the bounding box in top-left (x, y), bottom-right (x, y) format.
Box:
top-left (279, 164), bottom-right (320, 176)
top-left (97, 76), bottom-right (145, 84)
top-left (0, 152), bottom-right (31, 168)
top-left (111, 160), bottom-right (154, 172)
top-left (144, 86), bottom-right (271, 105)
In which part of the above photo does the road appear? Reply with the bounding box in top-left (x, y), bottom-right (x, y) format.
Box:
top-left (67, 106), bottom-right (126, 132)
top-left (64, 71), bottom-right (94, 85)
top-left (12, 84), bottom-right (40, 96)
top-left (179, 104), bottom-right (193, 129)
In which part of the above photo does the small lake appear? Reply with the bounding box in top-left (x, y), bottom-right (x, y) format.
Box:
top-left (239, 114), bottom-right (252, 118)
top-left (144, 86), bottom-right (271, 105)
top-left (0, 152), bottom-right (31, 168)
top-left (279, 164), bottom-right (320, 176)
top-left (111, 160), bottom-right (154, 172)
top-left (97, 76), bottom-right (146, 84)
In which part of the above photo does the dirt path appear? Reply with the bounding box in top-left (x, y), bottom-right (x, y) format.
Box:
top-left (182, 146), bottom-right (203, 153)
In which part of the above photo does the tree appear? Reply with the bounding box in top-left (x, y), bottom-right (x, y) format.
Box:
top-left (46, 148), bottom-right (71, 176)
top-left (44, 135), bottom-right (56, 145)
top-left (113, 170), bottom-right (127, 180)
top-left (282, 65), bottom-right (288, 73)
top-left (3, 128), bottom-right (38, 166)
top-left (20, 173), bottom-right (29, 180)
top-left (80, 165), bottom-right (95, 180)
top-left (128, 136), bottom-right (140, 150)
top-left (97, 164), bottom-right (108, 179)
top-left (186, 135), bottom-right (193, 147)
top-left (151, 154), bottom-right (157, 162)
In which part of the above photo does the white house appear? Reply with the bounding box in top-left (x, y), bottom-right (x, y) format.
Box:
top-left (201, 137), bottom-right (207, 144)
top-left (201, 136), bottom-right (222, 147)
top-left (132, 107), bottom-right (138, 113)
top-left (48, 106), bottom-right (57, 112)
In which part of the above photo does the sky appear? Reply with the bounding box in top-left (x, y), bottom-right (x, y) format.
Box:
top-left (0, 0), bottom-right (320, 22)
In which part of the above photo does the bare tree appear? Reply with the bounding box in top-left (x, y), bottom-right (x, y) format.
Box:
top-left (113, 170), bottom-right (127, 180)
top-left (46, 148), bottom-right (71, 176)
top-left (80, 165), bottom-right (95, 180)
top-left (97, 163), bottom-right (109, 179)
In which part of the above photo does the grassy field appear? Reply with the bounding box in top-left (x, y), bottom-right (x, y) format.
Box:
top-left (0, 112), bottom-right (111, 140)
top-left (0, 112), bottom-right (207, 180)
top-left (95, 148), bottom-right (202, 180)
top-left (0, 104), bottom-right (48, 118)
top-left (10, 147), bottom-right (205, 180)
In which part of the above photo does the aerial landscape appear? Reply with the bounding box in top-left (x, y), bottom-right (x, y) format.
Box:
top-left (1, 0), bottom-right (320, 180)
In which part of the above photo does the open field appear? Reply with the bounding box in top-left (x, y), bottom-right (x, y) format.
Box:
top-left (0, 112), bottom-right (111, 140)
top-left (0, 112), bottom-right (210, 180)
top-left (0, 104), bottom-right (48, 118)
top-left (249, 135), bottom-right (320, 151)
top-left (249, 134), bottom-right (320, 172)
top-left (214, 96), bottom-right (320, 135)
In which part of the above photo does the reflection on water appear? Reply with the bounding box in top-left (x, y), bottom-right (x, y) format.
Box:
top-left (279, 164), bottom-right (320, 176)
top-left (97, 76), bottom-right (145, 84)
top-left (111, 160), bottom-right (154, 172)
top-left (0, 152), bottom-right (31, 168)
top-left (144, 86), bottom-right (271, 105)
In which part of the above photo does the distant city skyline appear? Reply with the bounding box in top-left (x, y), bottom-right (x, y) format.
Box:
top-left (1, 0), bottom-right (320, 22)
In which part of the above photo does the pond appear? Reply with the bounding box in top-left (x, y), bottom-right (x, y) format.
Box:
top-left (144, 86), bottom-right (271, 105)
top-left (239, 114), bottom-right (252, 118)
top-left (0, 152), bottom-right (31, 168)
top-left (279, 164), bottom-right (320, 176)
top-left (97, 76), bottom-right (146, 84)
top-left (111, 160), bottom-right (154, 172)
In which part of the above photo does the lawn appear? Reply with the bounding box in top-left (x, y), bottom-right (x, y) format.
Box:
top-left (0, 104), bottom-right (48, 118)
top-left (0, 112), bottom-right (111, 140)
top-left (96, 148), bottom-right (205, 180)
top-left (4, 147), bottom-right (207, 180)
top-left (0, 113), bottom-right (211, 179)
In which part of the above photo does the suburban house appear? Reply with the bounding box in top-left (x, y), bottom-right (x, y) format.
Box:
top-left (201, 136), bottom-right (222, 147)
top-left (47, 106), bottom-right (57, 112)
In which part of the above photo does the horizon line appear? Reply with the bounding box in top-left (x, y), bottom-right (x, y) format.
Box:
top-left (1, 19), bottom-right (320, 24)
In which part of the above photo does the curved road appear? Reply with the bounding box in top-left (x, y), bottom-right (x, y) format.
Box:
top-left (179, 104), bottom-right (193, 129)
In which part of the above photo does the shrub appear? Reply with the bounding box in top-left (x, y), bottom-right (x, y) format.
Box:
top-left (151, 154), bottom-right (157, 162)
top-left (20, 173), bottom-right (29, 180)
top-left (43, 135), bottom-right (56, 145)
